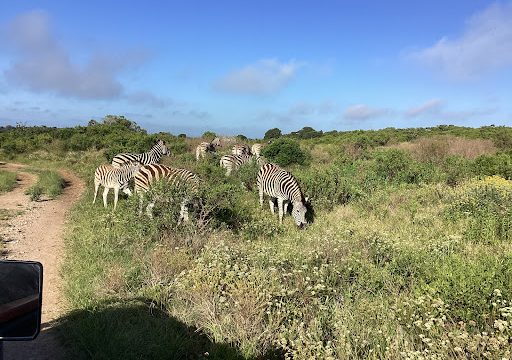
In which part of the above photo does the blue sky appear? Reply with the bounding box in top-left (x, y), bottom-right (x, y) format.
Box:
top-left (0, 1), bottom-right (510, 137)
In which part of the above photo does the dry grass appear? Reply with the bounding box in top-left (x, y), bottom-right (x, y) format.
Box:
top-left (388, 136), bottom-right (497, 162)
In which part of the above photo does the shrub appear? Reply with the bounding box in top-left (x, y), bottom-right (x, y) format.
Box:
top-left (261, 138), bottom-right (308, 166)
top-left (294, 163), bottom-right (361, 210)
top-left (441, 155), bottom-right (472, 186)
top-left (472, 153), bottom-right (512, 179)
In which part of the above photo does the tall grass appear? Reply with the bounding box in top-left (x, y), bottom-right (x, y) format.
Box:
top-left (0, 170), bottom-right (17, 193)
top-left (25, 170), bottom-right (66, 200)
top-left (61, 157), bottom-right (512, 359)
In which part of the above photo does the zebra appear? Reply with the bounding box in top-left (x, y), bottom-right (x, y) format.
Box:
top-left (257, 163), bottom-right (308, 228)
top-left (196, 137), bottom-right (221, 160)
top-left (93, 162), bottom-right (142, 210)
top-left (111, 139), bottom-right (170, 167)
top-left (231, 144), bottom-right (251, 156)
top-left (219, 154), bottom-right (254, 176)
top-left (251, 143), bottom-right (263, 157)
top-left (134, 164), bottom-right (200, 223)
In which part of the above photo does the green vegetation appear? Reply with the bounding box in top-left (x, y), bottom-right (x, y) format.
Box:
top-left (262, 138), bottom-right (308, 166)
top-left (264, 127), bottom-right (282, 140)
top-left (0, 170), bottom-right (17, 193)
top-left (1, 120), bottom-right (512, 358)
top-left (25, 170), bottom-right (66, 201)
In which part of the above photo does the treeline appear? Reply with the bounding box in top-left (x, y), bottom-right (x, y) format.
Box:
top-left (266, 124), bottom-right (512, 150)
top-left (0, 115), bottom-right (188, 161)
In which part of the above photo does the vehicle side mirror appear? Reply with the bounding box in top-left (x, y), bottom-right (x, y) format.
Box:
top-left (0, 260), bottom-right (43, 341)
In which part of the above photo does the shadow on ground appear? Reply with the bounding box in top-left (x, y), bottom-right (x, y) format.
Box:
top-left (47, 299), bottom-right (284, 360)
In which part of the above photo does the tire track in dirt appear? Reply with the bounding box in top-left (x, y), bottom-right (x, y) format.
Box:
top-left (1, 163), bottom-right (85, 360)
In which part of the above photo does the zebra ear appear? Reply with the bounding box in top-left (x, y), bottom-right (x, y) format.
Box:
top-left (304, 196), bottom-right (310, 204)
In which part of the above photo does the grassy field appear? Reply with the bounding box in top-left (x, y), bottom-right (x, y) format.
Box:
top-left (2, 123), bottom-right (512, 359)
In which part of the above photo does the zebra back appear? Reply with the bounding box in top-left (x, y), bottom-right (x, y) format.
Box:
top-left (257, 163), bottom-right (304, 203)
top-left (95, 163), bottom-right (141, 189)
top-left (220, 154), bottom-right (253, 174)
top-left (231, 144), bottom-right (251, 156)
top-left (134, 164), bottom-right (200, 193)
top-left (111, 139), bottom-right (169, 167)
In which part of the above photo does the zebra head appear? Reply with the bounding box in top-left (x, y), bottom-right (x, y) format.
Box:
top-left (291, 201), bottom-right (308, 229)
top-left (156, 139), bottom-right (171, 156)
top-left (211, 137), bottom-right (221, 148)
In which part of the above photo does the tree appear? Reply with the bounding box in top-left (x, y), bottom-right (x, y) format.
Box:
top-left (264, 128), bottom-right (282, 140)
top-left (102, 115), bottom-right (145, 133)
top-left (290, 126), bottom-right (323, 139)
top-left (261, 138), bottom-right (308, 166)
top-left (202, 131), bottom-right (217, 140)
top-left (236, 134), bottom-right (248, 141)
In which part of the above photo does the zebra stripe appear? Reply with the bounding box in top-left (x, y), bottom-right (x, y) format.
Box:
top-left (219, 154), bottom-right (254, 176)
top-left (257, 163), bottom-right (307, 228)
top-left (231, 144), bottom-right (251, 156)
top-left (111, 139), bottom-right (170, 167)
top-left (196, 137), bottom-right (221, 160)
top-left (251, 143), bottom-right (263, 157)
top-left (93, 163), bottom-right (141, 210)
top-left (134, 164), bottom-right (200, 223)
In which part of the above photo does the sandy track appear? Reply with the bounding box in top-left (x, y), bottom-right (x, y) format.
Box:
top-left (1, 163), bottom-right (85, 360)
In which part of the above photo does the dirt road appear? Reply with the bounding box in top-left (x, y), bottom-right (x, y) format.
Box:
top-left (0, 163), bottom-right (85, 360)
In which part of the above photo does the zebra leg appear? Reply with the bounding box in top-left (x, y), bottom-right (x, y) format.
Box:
top-left (277, 198), bottom-right (284, 223)
top-left (138, 194), bottom-right (144, 216)
top-left (113, 186), bottom-right (119, 211)
top-left (269, 199), bottom-right (275, 214)
top-left (93, 181), bottom-right (100, 204)
top-left (146, 202), bottom-right (155, 219)
top-left (178, 199), bottom-right (189, 225)
top-left (102, 188), bottom-right (109, 208)
top-left (259, 186), bottom-right (264, 208)
top-left (283, 201), bottom-right (289, 214)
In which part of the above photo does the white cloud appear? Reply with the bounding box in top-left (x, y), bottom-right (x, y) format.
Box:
top-left (405, 99), bottom-right (443, 118)
top-left (343, 104), bottom-right (391, 121)
top-left (214, 59), bottom-right (302, 94)
top-left (125, 91), bottom-right (172, 108)
top-left (404, 99), bottom-right (496, 121)
top-left (407, 2), bottom-right (512, 80)
top-left (3, 10), bottom-right (148, 99)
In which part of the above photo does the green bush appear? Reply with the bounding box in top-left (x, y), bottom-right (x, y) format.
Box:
top-left (472, 153), bottom-right (512, 179)
top-left (261, 138), bottom-right (308, 166)
top-left (369, 149), bottom-right (437, 185)
top-left (295, 163), bottom-right (361, 210)
top-left (441, 155), bottom-right (472, 186)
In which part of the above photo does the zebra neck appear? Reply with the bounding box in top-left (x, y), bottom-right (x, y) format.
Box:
top-left (148, 146), bottom-right (163, 158)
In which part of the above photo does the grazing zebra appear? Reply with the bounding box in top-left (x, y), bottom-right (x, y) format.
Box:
top-left (111, 139), bottom-right (170, 167)
top-left (231, 144), bottom-right (251, 156)
top-left (196, 137), bottom-right (221, 160)
top-left (134, 164), bottom-right (200, 223)
top-left (93, 163), bottom-right (141, 210)
top-left (219, 154), bottom-right (254, 176)
top-left (257, 163), bottom-right (308, 228)
top-left (251, 143), bottom-right (263, 157)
